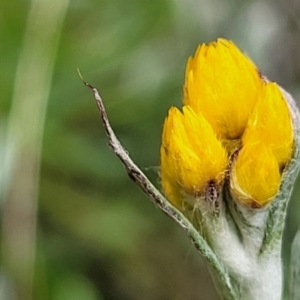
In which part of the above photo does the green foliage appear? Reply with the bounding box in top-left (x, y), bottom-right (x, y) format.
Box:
top-left (1, 0), bottom-right (300, 299)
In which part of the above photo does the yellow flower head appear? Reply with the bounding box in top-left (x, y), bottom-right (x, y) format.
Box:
top-left (231, 143), bottom-right (281, 208)
top-left (161, 38), bottom-right (294, 209)
top-left (242, 82), bottom-right (293, 167)
top-left (184, 38), bottom-right (263, 140)
top-left (160, 106), bottom-right (227, 208)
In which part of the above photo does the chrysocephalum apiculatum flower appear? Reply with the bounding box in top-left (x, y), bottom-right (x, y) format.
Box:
top-left (160, 105), bottom-right (227, 210)
top-left (231, 82), bottom-right (294, 207)
top-left (183, 39), bottom-right (263, 140)
top-left (85, 34), bottom-right (300, 299)
top-left (160, 38), bottom-right (294, 211)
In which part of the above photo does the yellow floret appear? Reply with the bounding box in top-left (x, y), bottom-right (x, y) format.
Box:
top-left (231, 143), bottom-right (281, 208)
top-left (160, 106), bottom-right (227, 206)
top-left (243, 82), bottom-right (293, 167)
top-left (183, 38), bottom-right (264, 140)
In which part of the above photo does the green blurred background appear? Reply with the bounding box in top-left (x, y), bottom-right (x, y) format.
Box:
top-left (1, 0), bottom-right (300, 299)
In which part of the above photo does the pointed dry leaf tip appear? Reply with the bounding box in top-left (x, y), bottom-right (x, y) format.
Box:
top-left (160, 106), bottom-right (227, 208)
top-left (161, 38), bottom-right (295, 210)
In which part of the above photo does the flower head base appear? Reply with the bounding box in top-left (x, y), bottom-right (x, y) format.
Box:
top-left (161, 38), bottom-right (294, 210)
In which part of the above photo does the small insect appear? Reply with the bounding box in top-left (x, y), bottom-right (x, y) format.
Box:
top-left (258, 69), bottom-right (267, 82)
top-left (205, 180), bottom-right (220, 212)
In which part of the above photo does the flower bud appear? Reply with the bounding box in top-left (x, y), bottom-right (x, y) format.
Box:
top-left (160, 106), bottom-right (227, 208)
top-left (242, 82), bottom-right (293, 168)
top-left (183, 38), bottom-right (264, 140)
top-left (161, 38), bottom-right (294, 211)
top-left (230, 143), bottom-right (281, 208)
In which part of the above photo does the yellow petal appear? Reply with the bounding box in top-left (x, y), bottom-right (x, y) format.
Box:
top-left (183, 38), bottom-right (264, 140)
top-left (243, 82), bottom-right (293, 167)
top-left (231, 143), bottom-right (281, 208)
top-left (160, 106), bottom-right (227, 205)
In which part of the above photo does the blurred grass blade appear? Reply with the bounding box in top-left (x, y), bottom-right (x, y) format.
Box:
top-left (1, 0), bottom-right (70, 299)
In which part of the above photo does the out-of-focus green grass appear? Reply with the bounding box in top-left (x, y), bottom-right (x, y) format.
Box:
top-left (1, 0), bottom-right (300, 299)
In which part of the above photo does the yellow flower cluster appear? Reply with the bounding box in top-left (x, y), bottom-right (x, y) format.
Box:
top-left (160, 39), bottom-right (293, 209)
